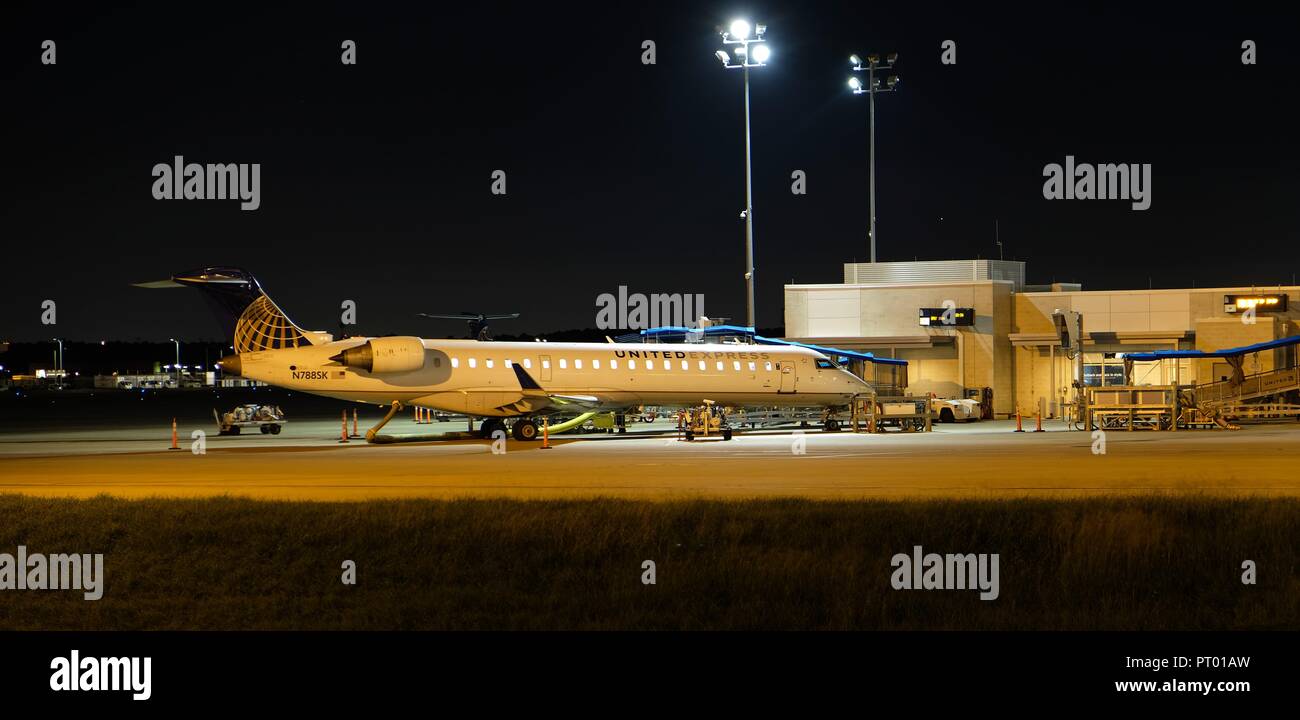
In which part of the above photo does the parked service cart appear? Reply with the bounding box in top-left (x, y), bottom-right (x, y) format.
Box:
top-left (854, 395), bottom-right (934, 432)
top-left (679, 401), bottom-right (734, 441)
top-left (214, 404), bottom-right (286, 435)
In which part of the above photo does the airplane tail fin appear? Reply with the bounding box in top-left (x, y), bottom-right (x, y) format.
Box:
top-left (137, 267), bottom-right (324, 353)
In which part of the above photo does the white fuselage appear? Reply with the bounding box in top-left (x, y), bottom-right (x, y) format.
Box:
top-left (234, 338), bottom-right (869, 417)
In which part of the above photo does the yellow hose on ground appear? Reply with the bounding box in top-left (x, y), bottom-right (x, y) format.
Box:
top-left (546, 412), bottom-right (598, 434)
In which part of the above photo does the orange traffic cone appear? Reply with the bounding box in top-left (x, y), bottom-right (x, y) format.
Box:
top-left (1034, 411), bottom-right (1044, 432)
top-left (351, 408), bottom-right (361, 438)
top-left (169, 418), bottom-right (180, 450)
top-left (338, 410), bottom-right (350, 443)
top-left (541, 417), bottom-right (552, 449)
top-left (1014, 411), bottom-right (1024, 432)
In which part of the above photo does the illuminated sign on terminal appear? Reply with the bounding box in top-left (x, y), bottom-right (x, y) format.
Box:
top-left (919, 307), bottom-right (975, 326)
top-left (1223, 294), bottom-right (1287, 313)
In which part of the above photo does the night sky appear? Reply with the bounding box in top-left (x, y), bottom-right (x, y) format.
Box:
top-left (3, 2), bottom-right (1298, 342)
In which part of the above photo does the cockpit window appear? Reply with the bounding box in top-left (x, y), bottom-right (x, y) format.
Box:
top-left (815, 359), bottom-right (836, 369)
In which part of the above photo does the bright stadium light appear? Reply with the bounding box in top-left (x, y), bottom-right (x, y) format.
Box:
top-left (715, 50), bottom-right (730, 64)
top-left (729, 19), bottom-right (751, 40)
top-left (751, 44), bottom-right (770, 63)
top-left (848, 76), bottom-right (862, 90)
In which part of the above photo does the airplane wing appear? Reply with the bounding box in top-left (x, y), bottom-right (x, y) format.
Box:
top-left (504, 364), bottom-right (607, 413)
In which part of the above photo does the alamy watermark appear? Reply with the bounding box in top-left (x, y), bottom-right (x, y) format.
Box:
top-left (152, 155), bottom-right (261, 210)
top-left (0, 545), bottom-right (103, 600)
top-left (50, 651), bottom-right (150, 701)
top-left (890, 545), bottom-right (999, 600)
top-left (596, 286), bottom-right (705, 330)
top-left (1042, 155), bottom-right (1151, 211)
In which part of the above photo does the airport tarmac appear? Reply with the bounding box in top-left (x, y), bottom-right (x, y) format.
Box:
top-left (2, 413), bottom-right (1300, 500)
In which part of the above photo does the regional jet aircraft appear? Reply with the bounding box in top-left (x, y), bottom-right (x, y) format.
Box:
top-left (148, 268), bottom-right (870, 441)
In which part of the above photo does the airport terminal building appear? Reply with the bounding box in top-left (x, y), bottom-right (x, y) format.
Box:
top-left (784, 260), bottom-right (1299, 418)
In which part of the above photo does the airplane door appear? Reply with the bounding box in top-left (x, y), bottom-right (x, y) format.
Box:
top-left (539, 355), bottom-right (552, 382)
top-left (778, 362), bottom-right (796, 393)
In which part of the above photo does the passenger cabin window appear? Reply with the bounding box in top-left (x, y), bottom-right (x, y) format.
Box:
top-left (559, 359), bottom-right (567, 369)
top-left (716, 361), bottom-right (724, 371)
top-left (681, 360), bottom-right (688, 371)
top-left (468, 358), bottom-right (477, 368)
top-left (748, 361), bottom-right (756, 371)
top-left (733, 361), bottom-right (741, 371)
top-left (698, 361), bottom-right (706, 371)
top-left (663, 360), bottom-right (670, 370)
top-left (505, 359), bottom-right (512, 367)
top-left (611, 359), bottom-right (618, 369)
top-left (524, 359), bottom-right (532, 369)
top-left (451, 358), bottom-right (459, 368)
top-left (575, 359), bottom-right (583, 369)
top-left (593, 359), bottom-right (601, 369)
top-left (629, 360), bottom-right (637, 370)
top-left (486, 359), bottom-right (494, 368)
top-left (542, 359), bottom-right (550, 369)
top-left (764, 361), bottom-right (772, 371)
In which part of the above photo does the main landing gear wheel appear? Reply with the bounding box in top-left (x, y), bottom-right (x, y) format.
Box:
top-left (823, 418), bottom-right (842, 432)
top-left (512, 419), bottom-right (539, 441)
top-left (479, 418), bottom-right (505, 439)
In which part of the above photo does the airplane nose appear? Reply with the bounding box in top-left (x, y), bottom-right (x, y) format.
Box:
top-left (218, 354), bottom-right (242, 376)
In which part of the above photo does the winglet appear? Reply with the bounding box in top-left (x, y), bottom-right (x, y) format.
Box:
top-left (513, 363), bottom-right (544, 390)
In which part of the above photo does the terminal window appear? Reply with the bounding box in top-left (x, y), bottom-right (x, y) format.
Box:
top-left (1082, 363), bottom-right (1125, 386)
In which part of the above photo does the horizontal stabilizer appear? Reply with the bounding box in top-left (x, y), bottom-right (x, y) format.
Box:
top-left (132, 279), bottom-right (184, 289)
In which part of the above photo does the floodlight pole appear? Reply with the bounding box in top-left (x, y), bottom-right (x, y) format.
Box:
top-left (850, 54), bottom-right (899, 264)
top-left (171, 338), bottom-right (180, 387)
top-left (868, 62), bottom-right (876, 263)
top-left (742, 62), bottom-right (755, 329)
top-left (718, 22), bottom-right (767, 330)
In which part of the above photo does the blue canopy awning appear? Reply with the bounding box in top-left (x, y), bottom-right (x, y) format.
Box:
top-left (1123, 334), bottom-right (1300, 361)
top-left (635, 326), bottom-right (908, 367)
